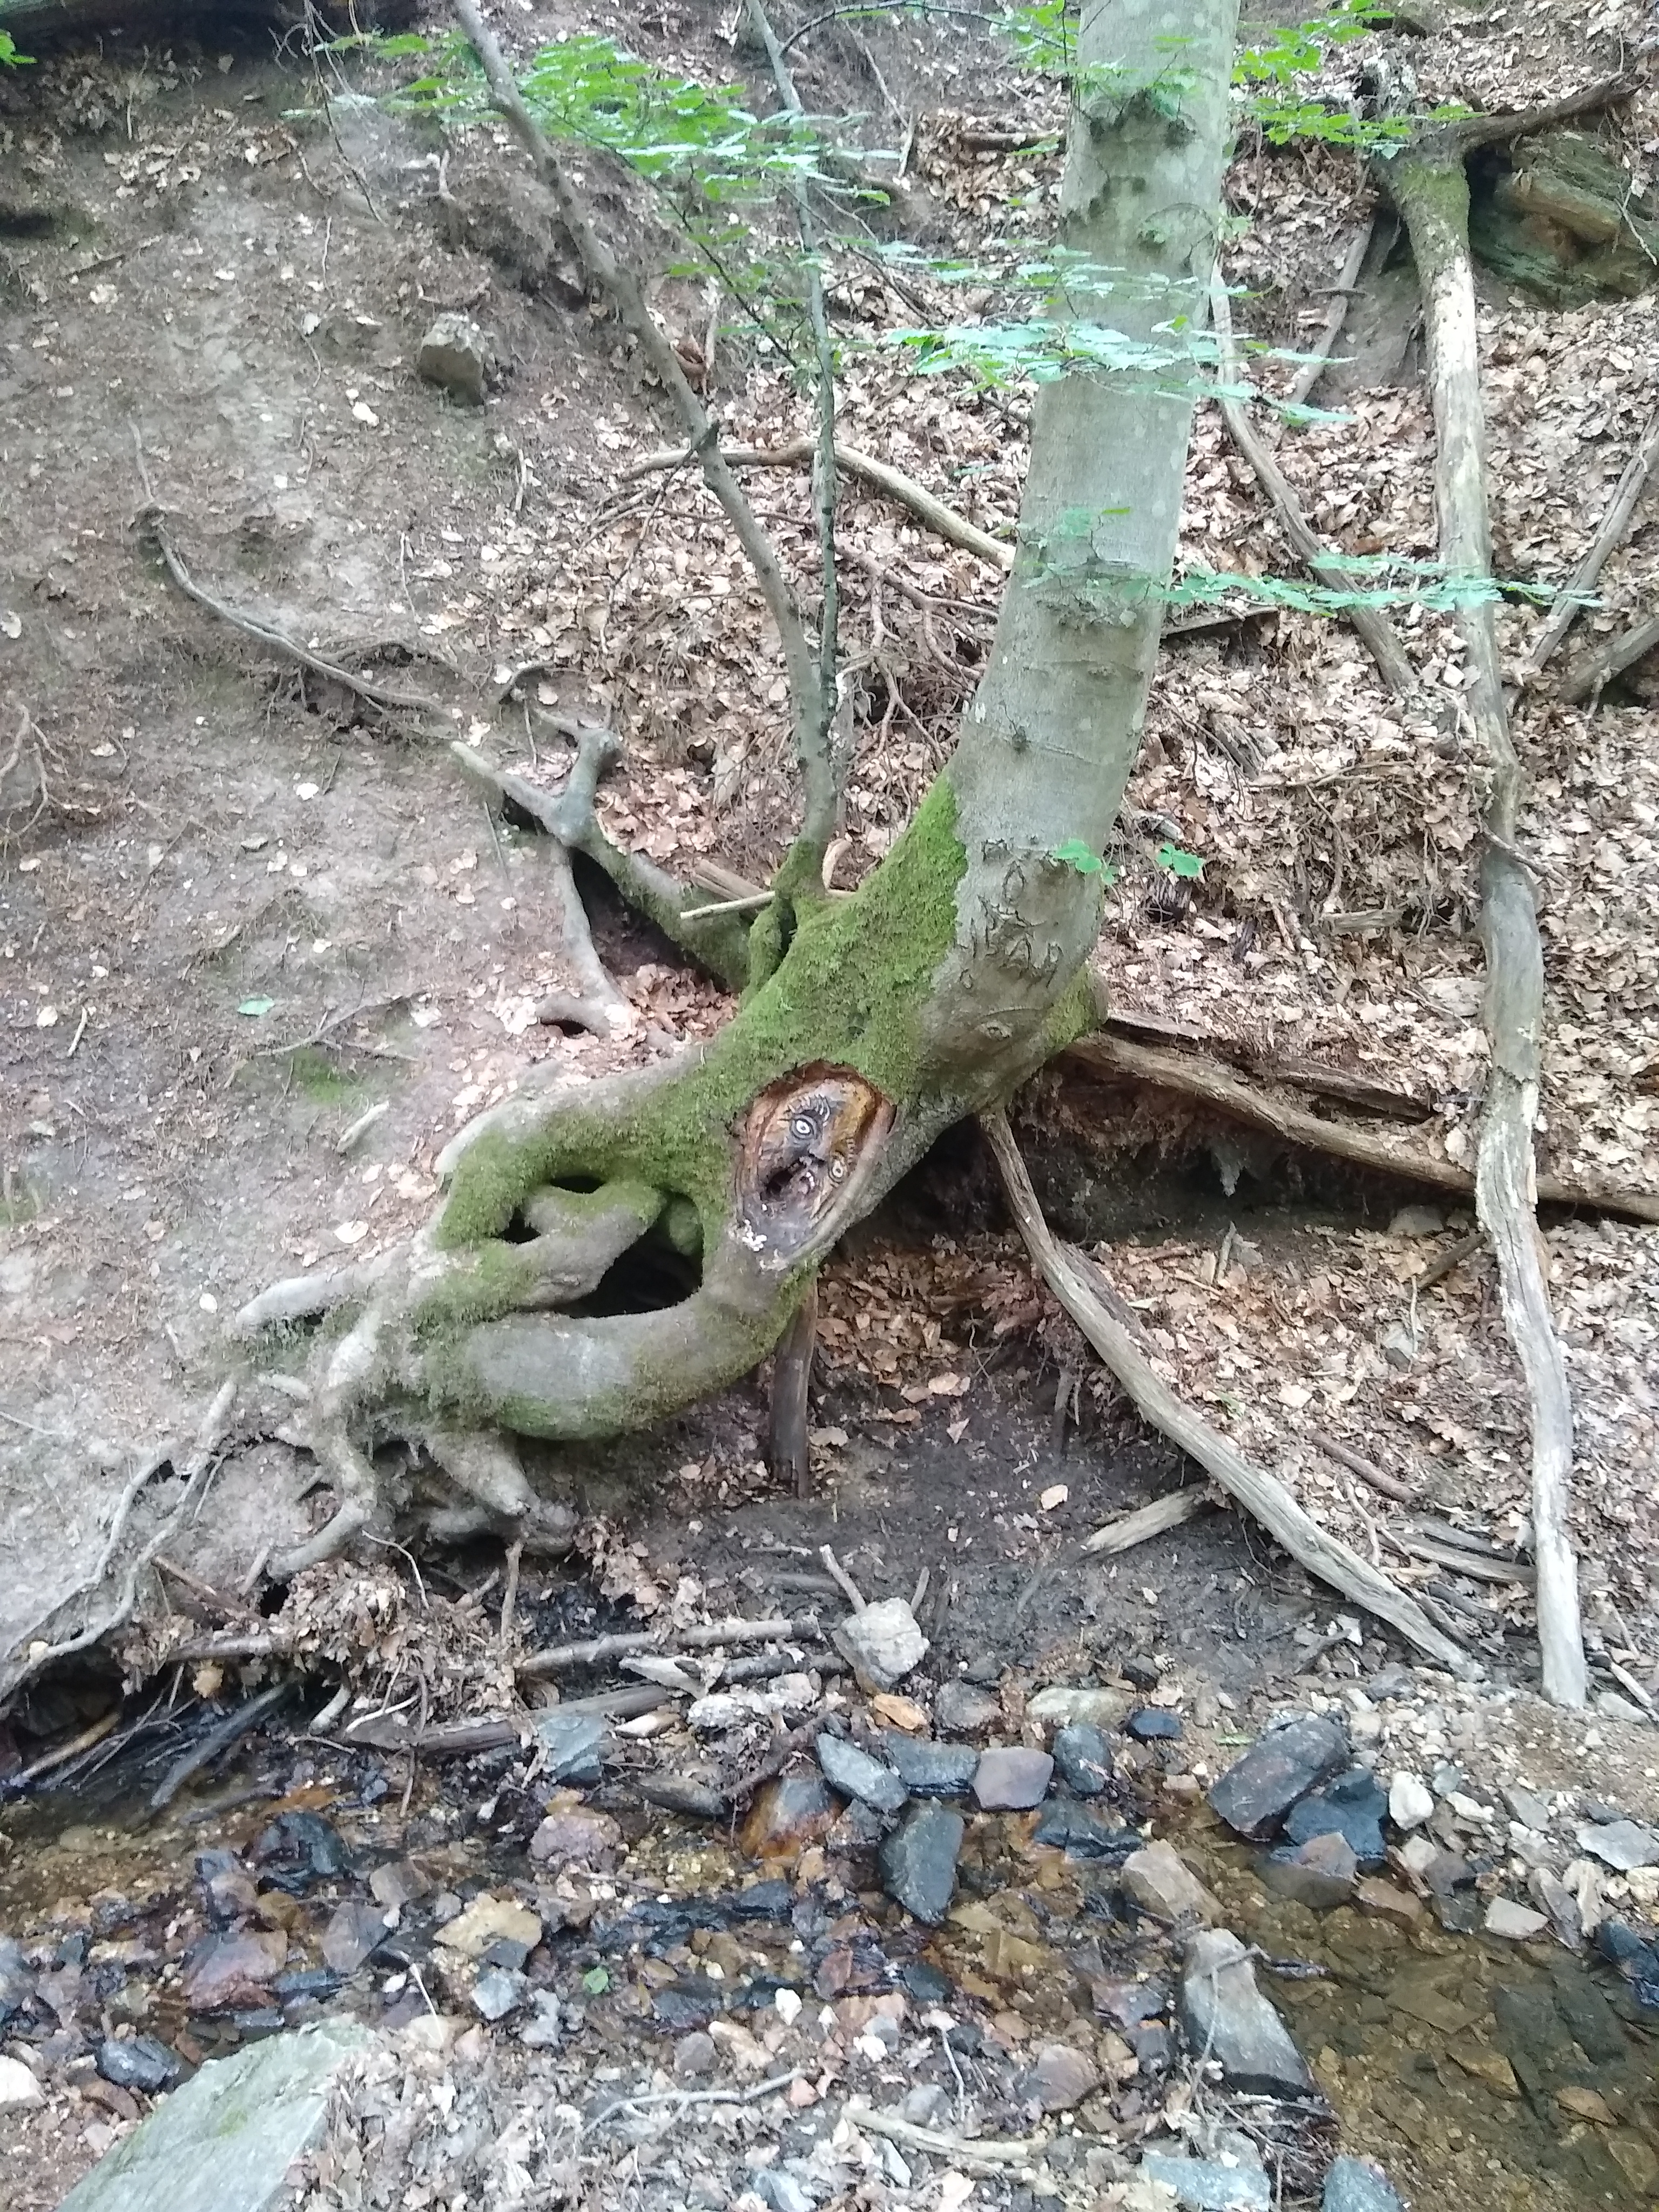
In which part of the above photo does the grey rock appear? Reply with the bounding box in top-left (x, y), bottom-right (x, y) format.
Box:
top-left (57, 2019), bottom-right (370, 2212)
top-left (1501, 1782), bottom-right (1553, 1831)
top-left (674, 2031), bottom-right (718, 2078)
top-left (1483, 1897), bottom-right (1548, 1941)
top-left (320, 1902), bottom-right (389, 1976)
top-left (1179, 1930), bottom-right (1314, 2098)
top-left (471, 1966), bottom-right (528, 2020)
top-left (1208, 1716), bottom-right (1348, 1839)
top-left (817, 1732), bottom-right (907, 1813)
top-left (1508, 1824), bottom-right (1557, 1869)
top-left (534, 1710), bottom-right (606, 1785)
top-left (1051, 1722), bottom-right (1114, 1796)
top-left (754, 2174), bottom-right (814, 2212)
top-left (1031, 1802), bottom-right (1140, 1860)
top-left (1260, 1831), bottom-right (1358, 1913)
top-left (1387, 1205), bottom-right (1445, 1237)
top-left (881, 1734), bottom-right (978, 1797)
top-left (1282, 1768), bottom-right (1387, 1869)
top-left (1528, 1866), bottom-right (1583, 1948)
top-left (97, 2037), bottom-right (180, 2095)
top-left (1576, 1818), bottom-right (1659, 1871)
top-left (1122, 1840), bottom-right (1220, 1924)
top-left (900, 2083), bottom-right (951, 2128)
top-left (1367, 1665), bottom-right (1414, 1699)
top-left (878, 1803), bottom-right (965, 1925)
top-left (1431, 1762), bottom-right (1464, 1797)
top-left (415, 314), bottom-right (493, 406)
top-left (934, 1680), bottom-right (1000, 1735)
top-left (1027, 1684), bottom-right (1129, 1730)
top-left (827, 1799), bottom-right (894, 1852)
top-left (0, 1937), bottom-right (33, 2019)
top-left (1025, 2041), bottom-right (1099, 2111)
top-left (1387, 1772), bottom-right (1433, 1830)
top-left (518, 1992), bottom-right (562, 2048)
top-left (1595, 1690), bottom-right (1651, 1725)
top-left (973, 1747), bottom-right (1054, 1810)
top-left (1141, 2154), bottom-right (1271, 2211)
top-left (1322, 2155), bottom-right (1405, 2212)
top-left (833, 1598), bottom-right (928, 1690)
top-left (1128, 1708), bottom-right (1182, 1742)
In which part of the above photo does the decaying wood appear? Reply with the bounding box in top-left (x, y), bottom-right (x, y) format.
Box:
top-left (982, 1112), bottom-right (1474, 1675)
top-left (1310, 1431), bottom-right (1416, 1506)
top-left (1519, 401), bottom-right (1659, 682)
top-left (1560, 608), bottom-right (1659, 704)
top-left (1064, 1026), bottom-right (1659, 1225)
top-left (1081, 1487), bottom-right (1212, 1555)
top-left (1285, 218), bottom-right (1374, 409)
top-left (1385, 1530), bottom-right (1535, 1586)
top-left (767, 1282), bottom-right (819, 1500)
top-left (518, 1614), bottom-right (812, 1679)
top-left (1392, 136), bottom-right (1587, 1706)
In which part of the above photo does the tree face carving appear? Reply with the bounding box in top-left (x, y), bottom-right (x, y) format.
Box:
top-left (737, 1063), bottom-right (894, 1260)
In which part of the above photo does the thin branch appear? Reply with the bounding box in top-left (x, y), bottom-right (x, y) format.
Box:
top-left (981, 1113), bottom-right (1474, 1675)
top-left (448, 0), bottom-right (821, 772)
top-left (1518, 402), bottom-right (1659, 682)
top-left (1210, 274), bottom-right (1419, 701)
top-left (780, 3), bottom-right (1001, 54)
top-left (1445, 76), bottom-right (1635, 156)
top-left (1285, 218), bottom-right (1373, 410)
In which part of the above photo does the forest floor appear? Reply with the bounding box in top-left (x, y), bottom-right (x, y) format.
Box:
top-left (3, 2), bottom-right (1659, 2203)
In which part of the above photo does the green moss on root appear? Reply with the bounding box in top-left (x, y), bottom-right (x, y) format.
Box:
top-left (413, 1243), bottom-right (544, 1337)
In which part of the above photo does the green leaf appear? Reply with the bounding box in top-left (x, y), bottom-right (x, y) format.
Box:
top-left (237, 996), bottom-right (276, 1017)
top-left (0, 32), bottom-right (33, 65)
top-left (1155, 843), bottom-right (1205, 879)
top-left (1051, 838), bottom-right (1108, 878)
top-left (582, 1965), bottom-right (610, 1994)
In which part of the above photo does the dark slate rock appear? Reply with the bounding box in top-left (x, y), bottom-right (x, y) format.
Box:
top-left (972, 1747), bottom-right (1054, 1810)
top-left (901, 1960), bottom-right (953, 2004)
top-left (1260, 1831), bottom-right (1359, 1912)
top-left (878, 1803), bottom-right (965, 1925)
top-left (1122, 1654), bottom-right (1162, 1690)
top-left (1128, 1708), bottom-right (1183, 1742)
top-left (828, 1800), bottom-right (895, 1852)
top-left (1322, 2156), bottom-right (1405, 2212)
top-left (817, 1732), bottom-right (908, 1813)
top-left (881, 1735), bottom-right (978, 1798)
top-left (1051, 1723), bottom-right (1114, 1797)
top-left (1282, 1768), bottom-right (1387, 1870)
top-left (272, 1970), bottom-right (342, 2003)
top-left (96, 2037), bottom-right (180, 2095)
top-left (726, 1879), bottom-right (793, 1923)
top-left (1031, 1803), bottom-right (1141, 1862)
top-left (532, 1711), bottom-right (605, 1786)
top-left (251, 1813), bottom-right (350, 1896)
top-left (0, 1937), bottom-right (33, 2020)
top-left (654, 1984), bottom-right (719, 2032)
top-left (1178, 1930), bottom-right (1314, 2098)
top-left (319, 1903), bottom-right (390, 1977)
top-left (1207, 1716), bottom-right (1348, 1840)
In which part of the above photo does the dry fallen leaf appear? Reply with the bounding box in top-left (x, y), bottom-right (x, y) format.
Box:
top-left (870, 1692), bottom-right (929, 1732)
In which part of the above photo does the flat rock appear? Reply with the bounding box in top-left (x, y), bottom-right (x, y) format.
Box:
top-left (97, 2038), bottom-right (180, 2096)
top-left (1178, 1930), bottom-right (1314, 2098)
top-left (833, 1598), bottom-right (928, 1690)
top-left (1033, 1802), bottom-right (1141, 1860)
top-left (881, 1733), bottom-right (978, 1797)
top-left (1141, 2154), bottom-right (1271, 2211)
top-left (56, 2020), bottom-right (370, 2212)
top-left (1025, 2040), bottom-right (1099, 2111)
top-left (532, 1711), bottom-right (606, 1785)
top-left (1123, 1839), bottom-right (1221, 1924)
top-left (878, 1803), bottom-right (965, 1925)
top-left (1260, 1831), bottom-right (1358, 1913)
top-left (1484, 1897), bottom-right (1549, 1941)
top-left (181, 1929), bottom-right (287, 2012)
top-left (433, 1894), bottom-right (541, 1960)
top-left (1387, 1772), bottom-right (1434, 1830)
top-left (900, 2084), bottom-right (951, 2128)
top-left (1322, 2155), bottom-right (1406, 2212)
top-left (1028, 1685), bottom-right (1129, 1731)
top-left (934, 1680), bottom-right (1001, 1734)
top-left (1283, 1768), bottom-right (1387, 1869)
top-left (0, 2055), bottom-right (42, 2107)
top-left (1354, 1877), bottom-right (1423, 1928)
top-left (1051, 1722), bottom-right (1114, 1796)
top-left (0, 1937), bottom-right (33, 2018)
top-left (817, 1732), bottom-right (908, 1813)
top-left (1528, 1866), bottom-right (1583, 1947)
top-left (673, 2029), bottom-right (717, 2078)
top-left (1501, 1782), bottom-right (1553, 1831)
top-left (368, 1858), bottom-right (430, 1910)
top-left (320, 1902), bottom-right (390, 1976)
top-left (973, 1747), bottom-right (1054, 1810)
top-left (1576, 1818), bottom-right (1659, 1871)
top-left (1128, 1708), bottom-right (1183, 1741)
top-left (528, 1806), bottom-right (623, 1868)
top-left (740, 1771), bottom-right (837, 1859)
top-left (1207, 1716), bottom-right (1348, 1840)
top-left (471, 1965), bottom-right (527, 2020)
top-left (415, 314), bottom-right (492, 406)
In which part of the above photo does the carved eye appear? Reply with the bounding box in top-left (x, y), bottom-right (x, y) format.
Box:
top-left (791, 1114), bottom-right (815, 1141)
top-left (830, 1155), bottom-right (847, 1181)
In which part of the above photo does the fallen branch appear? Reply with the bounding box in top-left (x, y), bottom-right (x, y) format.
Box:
top-left (1310, 1432), bottom-right (1415, 1506)
top-left (518, 1614), bottom-right (814, 1679)
top-left (147, 1680), bottom-right (297, 1813)
top-left (1518, 402), bottom-right (1659, 682)
top-left (1210, 274), bottom-right (1419, 702)
top-left (588, 2070), bottom-right (804, 2133)
top-left (625, 435), bottom-right (1015, 570)
top-left (1081, 1487), bottom-right (1211, 1555)
top-left (844, 2105), bottom-right (1043, 2171)
top-left (982, 1112), bottom-right (1474, 1675)
top-left (1392, 137), bottom-right (1587, 1705)
top-left (1284, 218), bottom-right (1373, 410)
top-left (1559, 608), bottom-right (1659, 704)
top-left (1062, 1027), bottom-right (1659, 1225)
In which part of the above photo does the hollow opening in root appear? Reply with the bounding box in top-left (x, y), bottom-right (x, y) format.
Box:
top-left (565, 1235), bottom-right (703, 1318)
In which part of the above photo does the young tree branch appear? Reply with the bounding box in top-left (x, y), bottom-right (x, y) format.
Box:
top-left (1391, 149), bottom-right (1587, 1706)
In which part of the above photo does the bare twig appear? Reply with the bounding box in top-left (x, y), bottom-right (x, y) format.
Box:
top-left (819, 1545), bottom-right (868, 1611)
top-left (1519, 402), bottom-right (1659, 681)
top-left (147, 1680), bottom-right (297, 1813)
top-left (518, 1614), bottom-right (810, 1679)
top-left (1310, 1431), bottom-right (1416, 1506)
top-left (1560, 608), bottom-right (1659, 704)
top-left (982, 1113), bottom-right (1473, 1675)
top-left (588, 2070), bottom-right (803, 2132)
top-left (499, 1539), bottom-right (523, 1656)
top-left (844, 2105), bottom-right (1043, 2171)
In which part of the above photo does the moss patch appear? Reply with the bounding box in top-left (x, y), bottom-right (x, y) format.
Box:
top-left (285, 1047), bottom-right (368, 1105)
top-left (413, 1243), bottom-right (544, 1337)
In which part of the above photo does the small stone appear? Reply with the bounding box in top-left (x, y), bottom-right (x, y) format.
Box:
top-left (900, 2083), bottom-right (950, 2128)
top-left (528, 1806), bottom-right (623, 1868)
top-left (827, 1800), bottom-right (893, 1852)
top-left (0, 2055), bottom-right (43, 2107)
top-left (1260, 1832), bottom-right (1358, 1913)
top-left (832, 1597), bottom-right (928, 1691)
top-left (1387, 1205), bottom-right (1445, 1237)
top-left (368, 1859), bottom-right (430, 1910)
top-left (934, 1680), bottom-right (1000, 1734)
top-left (817, 1732), bottom-right (908, 1813)
top-left (1322, 2155), bottom-right (1406, 2212)
top-left (740, 1772), bottom-right (837, 1860)
top-left (1396, 1833), bottom-right (1436, 1877)
top-left (973, 1747), bottom-right (1054, 1810)
top-left (1500, 1783), bottom-right (1553, 1832)
top-left (1283, 1768), bottom-right (1387, 1869)
top-left (1122, 1654), bottom-right (1162, 1690)
top-left (434, 1895), bottom-right (542, 1960)
top-left (878, 1802), bottom-right (965, 1925)
top-left (1451, 2043), bottom-right (1521, 2097)
top-left (1576, 1818), bottom-right (1659, 1872)
top-left (1508, 1824), bottom-right (1556, 1869)
top-left (1032, 1802), bottom-right (1140, 1860)
top-left (1141, 2153), bottom-right (1270, 2211)
top-left (416, 314), bottom-right (493, 406)
top-left (1123, 1839), bottom-right (1222, 1924)
top-left (1355, 1877), bottom-right (1424, 1928)
top-left (518, 1991), bottom-right (562, 2048)
top-left (181, 1928), bottom-right (287, 2012)
top-left (532, 1711), bottom-right (606, 1785)
top-left (1178, 1930), bottom-right (1313, 2098)
top-left (319, 1903), bottom-right (389, 1977)
top-left (674, 2031), bottom-right (718, 2078)
top-left (1556, 2083), bottom-right (1617, 2125)
top-left (1027, 1684), bottom-right (1129, 1730)
top-left (1528, 1866), bottom-right (1583, 1947)
top-left (471, 1965), bottom-right (527, 2021)
top-left (1387, 1772), bottom-right (1434, 1830)
top-left (0, 1938), bottom-right (31, 2019)
top-left (881, 1734), bottom-right (979, 1797)
top-left (96, 2037), bottom-right (180, 2096)
top-left (1595, 1690), bottom-right (1651, 1725)
top-left (1379, 1323), bottom-right (1416, 1369)
top-left (1025, 2040), bottom-right (1099, 2112)
top-left (1367, 1664), bottom-right (1414, 1699)
top-left (754, 2174), bottom-right (814, 2212)
top-left (1128, 1708), bottom-right (1182, 1742)
top-left (1483, 1897), bottom-right (1549, 1941)
top-left (1207, 1716), bottom-right (1348, 1840)
top-left (1051, 1722), bottom-right (1114, 1796)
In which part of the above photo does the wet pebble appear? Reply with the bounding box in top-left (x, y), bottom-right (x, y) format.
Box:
top-left (1024, 2040), bottom-right (1099, 2111)
top-left (252, 1811), bottom-right (349, 1894)
top-left (878, 1802), bottom-right (965, 1925)
top-left (900, 1960), bottom-right (953, 2004)
top-left (532, 1711), bottom-right (606, 1786)
top-left (1322, 2155), bottom-right (1405, 2212)
top-left (1208, 1716), bottom-right (1347, 1839)
top-left (816, 1731), bottom-right (908, 1813)
top-left (1051, 1722), bottom-right (1114, 1797)
top-left (195, 1849), bottom-right (259, 1926)
top-left (96, 2035), bottom-right (180, 2095)
top-left (1031, 1802), bottom-right (1140, 1861)
top-left (0, 1937), bottom-right (33, 2018)
top-left (881, 1734), bottom-right (978, 1798)
top-left (1283, 1768), bottom-right (1387, 1870)
top-left (972, 1746), bottom-right (1053, 1811)
top-left (1128, 1708), bottom-right (1182, 1742)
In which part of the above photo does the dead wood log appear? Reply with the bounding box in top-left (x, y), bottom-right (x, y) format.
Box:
top-left (1560, 608), bottom-right (1659, 704)
top-left (1081, 1487), bottom-right (1211, 1555)
top-left (1284, 219), bottom-right (1374, 410)
top-left (982, 1112), bottom-right (1474, 1676)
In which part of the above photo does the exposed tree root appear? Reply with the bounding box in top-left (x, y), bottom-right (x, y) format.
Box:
top-left (982, 1112), bottom-right (1475, 1676)
top-left (767, 1279), bottom-right (819, 1499)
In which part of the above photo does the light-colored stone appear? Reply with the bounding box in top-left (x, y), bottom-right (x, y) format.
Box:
top-left (1355, 1877), bottom-right (1424, 1928)
top-left (1387, 1772), bottom-right (1433, 1830)
top-left (1395, 1833), bottom-right (1437, 1878)
top-left (1179, 1930), bottom-right (1313, 2098)
top-left (832, 1598), bottom-right (928, 1691)
top-left (1142, 2153), bottom-right (1270, 2211)
top-left (415, 315), bottom-right (492, 406)
top-left (1123, 1840), bottom-right (1222, 1925)
top-left (1026, 2041), bottom-right (1099, 2111)
top-left (1483, 1896), bottom-right (1549, 1941)
top-left (1027, 1684), bottom-right (1130, 1730)
top-left (0, 2055), bottom-right (43, 2107)
top-left (56, 2021), bottom-right (370, 2212)
top-left (433, 1893), bottom-right (542, 1958)
top-left (1576, 1818), bottom-right (1659, 1872)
